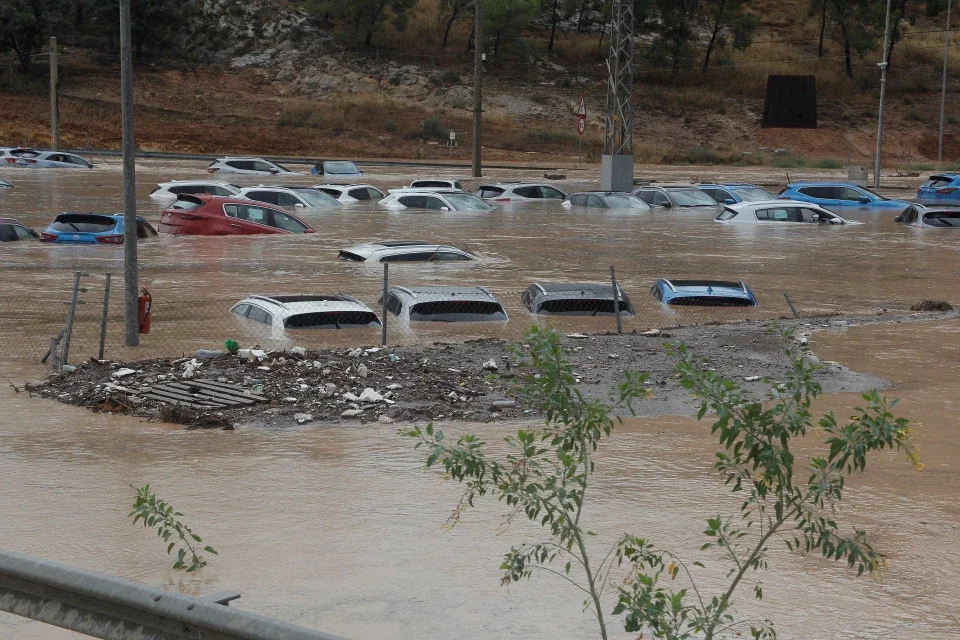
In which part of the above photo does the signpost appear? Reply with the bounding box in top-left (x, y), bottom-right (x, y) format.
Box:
top-left (576, 94), bottom-right (586, 164)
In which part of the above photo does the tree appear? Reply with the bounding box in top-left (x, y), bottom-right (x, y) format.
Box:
top-left (89, 0), bottom-right (196, 57)
top-left (699, 0), bottom-right (759, 71)
top-left (314, 0), bottom-right (417, 46)
top-left (406, 326), bottom-right (920, 638)
top-left (825, 0), bottom-right (877, 78)
top-left (0, 0), bottom-right (68, 71)
top-left (484, 0), bottom-right (539, 57)
top-left (440, 0), bottom-right (472, 49)
top-left (645, 0), bottom-right (699, 75)
top-left (129, 484), bottom-right (218, 572)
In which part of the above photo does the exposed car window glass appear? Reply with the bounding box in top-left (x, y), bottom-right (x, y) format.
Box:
top-left (409, 300), bottom-right (507, 321)
top-left (435, 251), bottom-right (472, 261)
top-left (514, 186), bottom-right (540, 198)
top-left (478, 187), bottom-right (505, 198)
top-left (398, 195), bottom-right (426, 208)
top-left (411, 180), bottom-right (450, 188)
top-left (799, 186), bottom-right (837, 199)
top-left (903, 207), bottom-right (919, 224)
top-left (381, 252), bottom-right (434, 262)
top-left (14, 225), bottom-right (38, 240)
top-left (231, 303), bottom-right (251, 317)
top-left (667, 189), bottom-right (717, 206)
top-left (454, 181), bottom-right (463, 189)
top-left (601, 195), bottom-right (648, 209)
top-left (270, 211), bottom-right (309, 233)
top-left (136, 221), bottom-right (150, 239)
top-left (731, 187), bottom-right (775, 202)
top-left (923, 176), bottom-right (956, 188)
top-left (445, 193), bottom-right (491, 211)
top-left (635, 190), bottom-right (655, 204)
top-left (170, 197), bottom-right (202, 211)
top-left (652, 192), bottom-right (670, 206)
top-left (800, 208), bottom-right (832, 223)
top-left (366, 187), bottom-right (384, 199)
top-left (316, 187), bottom-right (341, 197)
top-left (246, 306), bottom-right (272, 324)
top-left (247, 190), bottom-right (278, 205)
top-left (386, 294), bottom-right (402, 315)
top-left (227, 160), bottom-right (253, 171)
top-left (587, 195), bottom-right (604, 208)
top-left (756, 207), bottom-right (799, 222)
top-left (711, 189), bottom-right (731, 202)
top-left (571, 194), bottom-right (588, 206)
top-left (210, 186), bottom-right (234, 196)
top-left (169, 185), bottom-right (200, 195)
top-left (294, 189), bottom-right (338, 207)
top-left (323, 161), bottom-right (360, 175)
top-left (539, 186), bottom-right (565, 199)
top-left (423, 196), bottom-right (447, 210)
top-left (0, 225), bottom-right (16, 241)
top-left (275, 192), bottom-right (301, 207)
top-left (50, 215), bottom-right (117, 233)
top-left (923, 211), bottom-right (960, 227)
top-left (717, 209), bottom-right (738, 221)
top-left (236, 205), bottom-right (270, 225)
top-left (839, 186), bottom-right (867, 201)
top-left (348, 188), bottom-right (371, 200)
top-left (253, 161), bottom-right (278, 173)
top-left (285, 311), bottom-right (379, 328)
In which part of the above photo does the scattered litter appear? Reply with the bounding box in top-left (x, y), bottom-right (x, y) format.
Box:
top-left (744, 376), bottom-right (760, 382)
top-left (489, 400), bottom-right (517, 411)
top-left (566, 333), bottom-right (589, 339)
top-left (357, 364), bottom-right (368, 378)
top-left (341, 408), bottom-right (364, 418)
top-left (61, 364), bottom-right (76, 373)
top-left (195, 349), bottom-right (226, 359)
top-left (290, 346), bottom-right (307, 357)
top-left (640, 329), bottom-right (661, 337)
top-left (482, 358), bottom-right (499, 372)
top-left (294, 413), bottom-right (313, 424)
top-left (358, 388), bottom-right (384, 403)
top-left (608, 353), bottom-right (620, 360)
top-left (112, 368), bottom-right (136, 379)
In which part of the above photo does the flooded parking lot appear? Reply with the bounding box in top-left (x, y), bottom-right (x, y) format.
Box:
top-left (1, 161), bottom-right (959, 638)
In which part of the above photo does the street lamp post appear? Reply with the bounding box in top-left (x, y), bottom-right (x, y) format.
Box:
top-left (939, 0), bottom-right (953, 163)
top-left (874, 0), bottom-right (893, 189)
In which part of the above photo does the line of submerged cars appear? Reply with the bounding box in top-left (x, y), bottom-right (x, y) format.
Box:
top-left (227, 275), bottom-right (760, 336)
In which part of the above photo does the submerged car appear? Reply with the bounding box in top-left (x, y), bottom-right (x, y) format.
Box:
top-left (380, 286), bottom-right (508, 323)
top-left (697, 183), bottom-right (776, 204)
top-left (896, 204), bottom-right (960, 228)
top-left (12, 151), bottom-right (93, 169)
top-left (522, 282), bottom-right (633, 316)
top-left (777, 182), bottom-right (910, 215)
top-left (379, 189), bottom-right (492, 211)
top-left (0, 178), bottom-right (12, 189)
top-left (338, 240), bottom-right (476, 262)
top-left (476, 183), bottom-right (566, 201)
top-left (159, 194), bottom-right (315, 235)
top-left (149, 180), bottom-right (241, 201)
top-left (563, 192), bottom-right (651, 210)
top-left (409, 178), bottom-right (464, 190)
top-left (716, 201), bottom-right (856, 225)
top-left (651, 279), bottom-right (757, 307)
top-left (0, 147), bottom-right (36, 161)
top-left (207, 157), bottom-right (294, 175)
top-left (313, 184), bottom-right (385, 203)
top-left (916, 173), bottom-right (960, 205)
top-left (0, 218), bottom-right (38, 242)
top-left (312, 160), bottom-right (363, 179)
top-left (230, 295), bottom-right (381, 332)
top-left (39, 213), bottom-right (157, 244)
top-left (634, 185), bottom-right (722, 214)
top-left (238, 186), bottom-right (340, 211)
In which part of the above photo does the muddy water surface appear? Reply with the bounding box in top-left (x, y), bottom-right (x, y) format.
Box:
top-left (1, 163), bottom-right (959, 638)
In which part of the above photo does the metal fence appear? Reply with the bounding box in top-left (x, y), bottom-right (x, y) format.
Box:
top-left (0, 265), bottom-right (888, 368)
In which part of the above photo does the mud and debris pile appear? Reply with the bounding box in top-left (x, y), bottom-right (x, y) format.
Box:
top-left (26, 319), bottom-right (906, 430)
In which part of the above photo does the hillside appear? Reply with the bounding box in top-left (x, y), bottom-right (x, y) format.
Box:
top-left (1, 0), bottom-right (958, 167)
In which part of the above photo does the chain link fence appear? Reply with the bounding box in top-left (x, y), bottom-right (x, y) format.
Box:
top-left (0, 264), bottom-right (895, 369)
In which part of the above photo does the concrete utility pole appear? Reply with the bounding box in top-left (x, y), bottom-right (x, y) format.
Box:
top-left (472, 0), bottom-right (482, 178)
top-left (601, 0), bottom-right (634, 191)
top-left (120, 0), bottom-right (138, 346)
top-left (49, 37), bottom-right (59, 151)
top-left (939, 0), bottom-right (953, 163)
top-left (874, 0), bottom-right (893, 189)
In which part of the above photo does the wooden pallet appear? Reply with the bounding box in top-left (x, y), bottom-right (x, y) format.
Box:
top-left (141, 379), bottom-right (267, 410)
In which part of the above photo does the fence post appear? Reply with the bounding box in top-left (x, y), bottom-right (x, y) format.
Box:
top-left (98, 273), bottom-right (111, 360)
top-left (381, 263), bottom-right (389, 347)
top-left (61, 271), bottom-right (81, 366)
top-left (610, 266), bottom-right (623, 335)
top-left (783, 291), bottom-right (800, 319)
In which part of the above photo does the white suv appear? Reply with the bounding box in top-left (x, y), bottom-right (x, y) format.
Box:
top-left (313, 184), bottom-right (385, 203)
top-left (207, 157), bottom-right (295, 175)
top-left (409, 178), bottom-right (464, 190)
top-left (238, 186), bottom-right (340, 211)
top-left (149, 180), bottom-right (241, 201)
top-left (338, 240), bottom-right (477, 262)
top-left (379, 188), bottom-right (492, 211)
top-left (476, 183), bottom-right (566, 201)
top-left (230, 294), bottom-right (381, 335)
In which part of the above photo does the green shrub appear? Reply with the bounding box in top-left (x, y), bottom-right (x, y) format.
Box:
top-left (527, 129), bottom-right (578, 146)
top-left (441, 70), bottom-right (461, 84)
top-left (422, 117), bottom-right (450, 141)
top-left (384, 119), bottom-right (398, 132)
top-left (811, 158), bottom-right (843, 169)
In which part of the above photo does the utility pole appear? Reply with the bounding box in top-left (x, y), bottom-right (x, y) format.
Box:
top-left (472, 0), bottom-right (482, 178)
top-left (874, 0), bottom-right (893, 189)
top-left (600, 0), bottom-right (634, 191)
top-left (120, 0), bottom-right (139, 347)
top-left (939, 0), bottom-right (953, 163)
top-left (49, 37), bottom-right (59, 151)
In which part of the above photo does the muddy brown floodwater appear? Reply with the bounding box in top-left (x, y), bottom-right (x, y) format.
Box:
top-left (1, 161), bottom-right (959, 638)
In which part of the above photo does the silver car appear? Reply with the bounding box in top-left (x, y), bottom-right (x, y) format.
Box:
top-left (476, 183), bottom-right (566, 201)
top-left (338, 240), bottom-right (477, 262)
top-left (380, 286), bottom-right (507, 323)
top-left (238, 186), bottom-right (340, 212)
top-left (207, 157), bottom-right (295, 175)
top-left (12, 151), bottom-right (93, 169)
top-left (634, 184), bottom-right (722, 214)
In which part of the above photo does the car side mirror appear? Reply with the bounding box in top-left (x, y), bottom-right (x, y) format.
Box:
top-left (723, 198), bottom-right (736, 204)
top-left (812, 214), bottom-right (821, 222)
top-left (829, 218), bottom-right (842, 225)
top-left (662, 201), bottom-right (671, 208)
top-left (295, 203), bottom-right (305, 208)
top-left (440, 207), bottom-right (450, 211)
top-left (857, 196), bottom-right (870, 203)
top-left (270, 169), bottom-right (280, 174)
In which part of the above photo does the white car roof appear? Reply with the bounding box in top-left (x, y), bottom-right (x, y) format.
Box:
top-left (158, 180), bottom-right (237, 187)
top-left (234, 295), bottom-right (375, 317)
top-left (388, 286), bottom-right (500, 303)
top-left (313, 183), bottom-right (379, 191)
top-left (340, 241), bottom-right (474, 259)
top-left (386, 187), bottom-right (466, 194)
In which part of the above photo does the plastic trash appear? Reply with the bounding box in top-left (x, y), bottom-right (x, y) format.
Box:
top-left (225, 339), bottom-right (239, 354)
top-left (196, 349), bottom-right (227, 358)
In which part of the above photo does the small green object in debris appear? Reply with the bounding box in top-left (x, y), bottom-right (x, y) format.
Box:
top-left (225, 339), bottom-right (239, 354)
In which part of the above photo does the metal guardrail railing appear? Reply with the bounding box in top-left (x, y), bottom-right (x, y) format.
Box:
top-left (0, 548), bottom-right (346, 640)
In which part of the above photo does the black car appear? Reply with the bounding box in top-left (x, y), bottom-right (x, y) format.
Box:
top-left (0, 218), bottom-right (39, 242)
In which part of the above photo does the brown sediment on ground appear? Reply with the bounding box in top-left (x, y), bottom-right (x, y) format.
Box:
top-left (28, 311), bottom-right (955, 430)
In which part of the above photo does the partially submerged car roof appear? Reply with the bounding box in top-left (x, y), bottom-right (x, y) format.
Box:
top-left (653, 279), bottom-right (758, 307)
top-left (522, 282), bottom-right (634, 316)
top-left (384, 286), bottom-right (508, 322)
top-left (338, 240), bottom-right (476, 262)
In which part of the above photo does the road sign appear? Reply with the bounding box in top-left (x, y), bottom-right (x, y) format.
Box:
top-left (576, 94), bottom-right (586, 137)
top-left (577, 118), bottom-right (585, 135)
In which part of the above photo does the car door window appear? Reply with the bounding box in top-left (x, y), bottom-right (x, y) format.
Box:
top-left (756, 207), bottom-right (799, 222)
top-left (435, 251), bottom-right (471, 261)
top-left (479, 187), bottom-right (504, 198)
top-left (348, 188), bottom-right (371, 201)
top-left (398, 195), bottom-right (426, 208)
top-left (246, 306), bottom-right (272, 324)
top-left (903, 207), bottom-right (918, 224)
top-left (514, 186), bottom-right (539, 198)
top-left (652, 192), bottom-right (670, 206)
top-left (635, 191), bottom-right (654, 204)
top-left (253, 161), bottom-right (277, 173)
top-left (234, 205), bottom-right (270, 225)
top-left (275, 192), bottom-right (301, 207)
top-left (269, 210), bottom-right (309, 232)
top-left (232, 303), bottom-right (251, 317)
top-left (714, 189), bottom-right (734, 203)
top-left (423, 196), bottom-right (446, 210)
top-left (386, 294), bottom-right (403, 315)
top-left (14, 225), bottom-right (38, 239)
top-left (247, 190), bottom-right (277, 205)
top-left (210, 185), bottom-right (234, 196)
top-left (0, 225), bottom-right (16, 241)
top-left (571, 194), bottom-right (588, 206)
top-left (586, 195), bottom-right (604, 208)
top-left (799, 186), bottom-right (838, 199)
top-left (382, 252), bottom-right (433, 262)
top-left (799, 208), bottom-right (830, 223)
top-left (539, 186), bottom-right (565, 199)
top-left (838, 186), bottom-right (867, 201)
top-left (226, 160), bottom-right (250, 171)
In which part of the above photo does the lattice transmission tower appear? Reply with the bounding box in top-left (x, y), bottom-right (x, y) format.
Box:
top-left (601, 0), bottom-right (634, 191)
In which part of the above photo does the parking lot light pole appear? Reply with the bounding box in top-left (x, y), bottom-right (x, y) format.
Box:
top-left (874, 0), bottom-right (893, 189)
top-left (939, 0), bottom-right (953, 163)
top-left (120, 0), bottom-right (138, 346)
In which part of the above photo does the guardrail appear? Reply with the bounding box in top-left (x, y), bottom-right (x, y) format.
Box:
top-left (0, 548), bottom-right (346, 640)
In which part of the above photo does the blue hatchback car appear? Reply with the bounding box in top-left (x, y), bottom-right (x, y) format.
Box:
top-left (916, 173), bottom-right (960, 205)
top-left (651, 279), bottom-right (758, 307)
top-left (697, 183), bottom-right (776, 204)
top-left (40, 212), bottom-right (158, 244)
top-left (777, 182), bottom-right (910, 215)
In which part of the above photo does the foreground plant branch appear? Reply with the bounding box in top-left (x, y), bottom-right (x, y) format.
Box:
top-left (405, 325), bottom-right (921, 639)
top-left (129, 484), bottom-right (217, 572)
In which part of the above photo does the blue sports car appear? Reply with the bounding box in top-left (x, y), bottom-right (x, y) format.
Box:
top-left (916, 173), bottom-right (960, 205)
top-left (651, 279), bottom-right (758, 307)
top-left (39, 213), bottom-right (157, 244)
top-left (777, 182), bottom-right (910, 215)
top-left (697, 183), bottom-right (775, 204)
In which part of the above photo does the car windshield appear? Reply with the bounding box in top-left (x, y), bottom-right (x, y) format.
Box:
top-left (731, 187), bottom-right (775, 202)
top-left (50, 214), bottom-right (117, 233)
top-left (324, 161), bottom-right (360, 175)
top-left (294, 189), bottom-right (339, 207)
top-left (444, 193), bottom-right (492, 211)
top-left (601, 195), bottom-right (649, 209)
top-left (668, 189), bottom-right (718, 206)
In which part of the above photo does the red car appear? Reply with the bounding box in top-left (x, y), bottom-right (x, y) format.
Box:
top-left (158, 194), bottom-right (316, 235)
